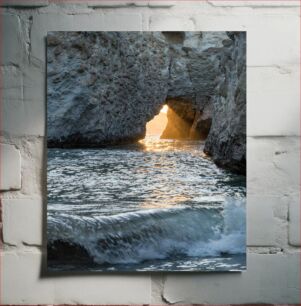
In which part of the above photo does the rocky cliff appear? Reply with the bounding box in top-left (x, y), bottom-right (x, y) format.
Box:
top-left (47, 32), bottom-right (170, 146)
top-left (47, 31), bottom-right (246, 174)
top-left (161, 32), bottom-right (227, 140)
top-left (204, 32), bottom-right (246, 175)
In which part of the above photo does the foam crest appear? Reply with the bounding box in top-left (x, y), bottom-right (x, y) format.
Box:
top-left (48, 198), bottom-right (245, 264)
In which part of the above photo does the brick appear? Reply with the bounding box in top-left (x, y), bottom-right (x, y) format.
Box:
top-left (86, 0), bottom-right (174, 7)
top-left (0, 143), bottom-right (21, 191)
top-left (2, 13), bottom-right (26, 66)
top-left (87, 1), bottom-right (148, 7)
top-left (163, 253), bottom-right (300, 304)
top-left (207, 0), bottom-right (300, 7)
top-left (101, 12), bottom-right (142, 30)
top-left (248, 66), bottom-right (299, 136)
top-left (148, 1), bottom-right (175, 7)
top-left (1, 20), bottom-right (46, 137)
top-left (246, 13), bottom-right (300, 68)
top-left (2, 198), bottom-right (43, 246)
top-left (1, 65), bottom-right (22, 102)
top-left (272, 138), bottom-right (300, 197)
top-left (0, 0), bottom-right (48, 6)
top-left (2, 251), bottom-right (151, 304)
top-left (1, 65), bottom-right (45, 137)
top-left (1, 65), bottom-right (23, 136)
top-left (21, 65), bottom-right (46, 136)
top-left (247, 196), bottom-right (276, 246)
top-left (151, 275), bottom-right (164, 304)
top-left (288, 195), bottom-right (300, 246)
top-left (247, 14), bottom-right (300, 67)
top-left (247, 137), bottom-right (299, 197)
top-left (18, 137), bottom-right (44, 196)
top-left (149, 15), bottom-right (195, 31)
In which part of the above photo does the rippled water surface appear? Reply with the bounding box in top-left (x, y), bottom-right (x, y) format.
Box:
top-left (47, 137), bottom-right (246, 272)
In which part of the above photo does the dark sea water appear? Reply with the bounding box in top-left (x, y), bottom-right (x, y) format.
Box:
top-left (47, 136), bottom-right (246, 272)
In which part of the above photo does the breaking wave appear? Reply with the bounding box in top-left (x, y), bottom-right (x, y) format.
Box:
top-left (48, 198), bottom-right (245, 265)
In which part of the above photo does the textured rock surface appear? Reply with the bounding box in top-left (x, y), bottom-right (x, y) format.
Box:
top-left (47, 31), bottom-right (246, 173)
top-left (161, 97), bottom-right (212, 140)
top-left (47, 31), bottom-right (170, 147)
top-left (161, 99), bottom-right (197, 139)
top-left (204, 32), bottom-right (246, 174)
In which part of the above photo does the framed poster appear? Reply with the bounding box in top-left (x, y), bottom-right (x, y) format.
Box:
top-left (47, 31), bottom-right (246, 272)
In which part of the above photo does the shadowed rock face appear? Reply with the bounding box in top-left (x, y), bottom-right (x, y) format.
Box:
top-left (161, 97), bottom-right (212, 140)
top-left (204, 32), bottom-right (246, 175)
top-left (161, 99), bottom-right (196, 140)
top-left (47, 31), bottom-right (246, 174)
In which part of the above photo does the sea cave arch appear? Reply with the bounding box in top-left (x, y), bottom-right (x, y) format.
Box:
top-left (145, 97), bottom-right (212, 141)
top-left (47, 31), bottom-right (245, 174)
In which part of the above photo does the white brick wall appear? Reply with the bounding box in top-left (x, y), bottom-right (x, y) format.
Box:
top-left (0, 1), bottom-right (300, 304)
top-left (2, 198), bottom-right (43, 246)
top-left (163, 253), bottom-right (300, 304)
top-left (2, 252), bottom-right (151, 304)
top-left (0, 143), bottom-right (21, 191)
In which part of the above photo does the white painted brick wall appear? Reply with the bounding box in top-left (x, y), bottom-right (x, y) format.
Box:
top-left (163, 253), bottom-right (300, 304)
top-left (0, 0), bottom-right (49, 7)
top-left (0, 143), bottom-right (21, 191)
top-left (2, 251), bottom-right (151, 304)
top-left (289, 195), bottom-right (301, 246)
top-left (2, 198), bottom-right (43, 246)
top-left (2, 13), bottom-right (26, 66)
top-left (0, 1), bottom-right (300, 304)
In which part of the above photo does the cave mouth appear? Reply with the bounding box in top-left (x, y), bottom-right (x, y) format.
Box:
top-left (160, 99), bottom-right (212, 141)
top-left (145, 99), bottom-right (212, 141)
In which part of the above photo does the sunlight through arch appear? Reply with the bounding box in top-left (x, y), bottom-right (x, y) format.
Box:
top-left (145, 104), bottom-right (169, 137)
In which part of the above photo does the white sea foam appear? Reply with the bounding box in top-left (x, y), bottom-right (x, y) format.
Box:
top-left (48, 198), bottom-right (245, 264)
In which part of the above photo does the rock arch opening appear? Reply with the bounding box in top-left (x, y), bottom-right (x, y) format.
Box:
top-left (145, 99), bottom-right (212, 140)
top-left (145, 104), bottom-right (169, 137)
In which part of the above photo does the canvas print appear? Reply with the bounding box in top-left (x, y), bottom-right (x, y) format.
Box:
top-left (47, 31), bottom-right (246, 272)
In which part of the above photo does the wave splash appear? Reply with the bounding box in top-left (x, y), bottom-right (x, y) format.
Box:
top-left (48, 198), bottom-right (245, 264)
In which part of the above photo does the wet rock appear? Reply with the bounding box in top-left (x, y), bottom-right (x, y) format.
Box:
top-left (48, 239), bottom-right (94, 264)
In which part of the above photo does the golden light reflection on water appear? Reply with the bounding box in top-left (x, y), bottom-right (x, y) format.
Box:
top-left (139, 137), bottom-right (207, 155)
top-left (139, 194), bottom-right (192, 209)
top-left (139, 105), bottom-right (209, 209)
top-left (139, 137), bottom-right (176, 152)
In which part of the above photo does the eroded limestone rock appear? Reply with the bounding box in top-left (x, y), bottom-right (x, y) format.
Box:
top-left (47, 32), bottom-right (170, 147)
top-left (47, 31), bottom-right (246, 174)
top-left (204, 32), bottom-right (246, 175)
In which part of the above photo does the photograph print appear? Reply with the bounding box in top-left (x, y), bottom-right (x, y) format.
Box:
top-left (47, 31), bottom-right (246, 272)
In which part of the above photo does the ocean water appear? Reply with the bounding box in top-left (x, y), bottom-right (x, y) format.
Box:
top-left (47, 136), bottom-right (246, 272)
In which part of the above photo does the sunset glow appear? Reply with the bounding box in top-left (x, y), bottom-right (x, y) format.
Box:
top-left (145, 105), bottom-right (169, 136)
top-left (160, 105), bottom-right (169, 114)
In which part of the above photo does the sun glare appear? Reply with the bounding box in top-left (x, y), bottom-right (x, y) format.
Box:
top-left (160, 105), bottom-right (169, 114)
top-left (145, 105), bottom-right (169, 137)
